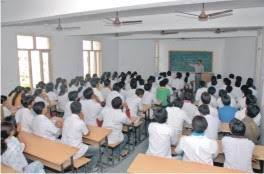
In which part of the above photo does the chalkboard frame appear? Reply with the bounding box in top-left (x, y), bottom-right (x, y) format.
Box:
top-left (168, 50), bottom-right (213, 72)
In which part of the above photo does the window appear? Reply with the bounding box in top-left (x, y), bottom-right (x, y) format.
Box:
top-left (17, 35), bottom-right (51, 88)
top-left (154, 41), bottom-right (160, 73)
top-left (83, 40), bottom-right (102, 76)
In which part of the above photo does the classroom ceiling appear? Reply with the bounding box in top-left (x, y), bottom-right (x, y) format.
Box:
top-left (2, 0), bottom-right (264, 38)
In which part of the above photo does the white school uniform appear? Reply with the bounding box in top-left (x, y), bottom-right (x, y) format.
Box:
top-left (234, 108), bottom-right (261, 126)
top-left (15, 107), bottom-right (34, 133)
top-left (237, 97), bottom-right (246, 109)
top-left (210, 95), bottom-right (217, 108)
top-left (101, 87), bottom-right (112, 101)
top-left (147, 122), bottom-right (176, 158)
top-left (204, 114), bottom-right (220, 140)
top-left (98, 107), bottom-right (130, 144)
top-left (57, 93), bottom-right (68, 112)
top-left (222, 136), bottom-right (254, 172)
top-left (249, 87), bottom-right (257, 97)
top-left (125, 89), bottom-right (136, 100)
top-left (106, 91), bottom-right (124, 107)
top-left (175, 135), bottom-right (218, 165)
top-left (68, 85), bottom-right (78, 92)
top-left (63, 101), bottom-right (73, 119)
top-left (61, 114), bottom-right (89, 159)
top-left (231, 86), bottom-right (243, 101)
top-left (32, 114), bottom-right (60, 140)
top-left (208, 105), bottom-right (219, 118)
top-left (182, 101), bottom-right (199, 122)
top-left (195, 87), bottom-right (208, 103)
top-left (141, 91), bottom-right (156, 105)
top-left (2, 105), bottom-right (12, 117)
top-left (216, 95), bottom-right (237, 108)
top-left (34, 96), bottom-right (49, 106)
top-left (80, 99), bottom-right (102, 126)
top-left (47, 91), bottom-right (58, 104)
top-left (92, 87), bottom-right (104, 102)
top-left (171, 78), bottom-right (184, 91)
top-left (126, 95), bottom-right (141, 117)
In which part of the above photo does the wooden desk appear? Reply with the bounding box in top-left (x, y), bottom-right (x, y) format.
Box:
top-left (18, 131), bottom-right (78, 172)
top-left (1, 164), bottom-right (17, 173)
top-left (83, 125), bottom-right (111, 146)
top-left (127, 153), bottom-right (243, 173)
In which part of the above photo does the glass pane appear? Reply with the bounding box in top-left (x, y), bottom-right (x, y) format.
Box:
top-left (31, 51), bottom-right (42, 88)
top-left (42, 52), bottom-right (50, 83)
top-left (96, 51), bottom-right (100, 75)
top-left (83, 51), bottom-right (89, 76)
top-left (18, 51), bottom-right (31, 87)
top-left (17, 35), bottom-right (33, 49)
top-left (83, 40), bottom-right (92, 50)
top-left (36, 37), bottom-right (50, 49)
top-left (93, 41), bottom-right (101, 50)
top-left (89, 51), bottom-right (96, 75)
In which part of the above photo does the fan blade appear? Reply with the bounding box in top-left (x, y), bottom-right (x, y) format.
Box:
top-left (104, 18), bottom-right (114, 22)
top-left (208, 10), bottom-right (233, 17)
top-left (62, 27), bottom-right (80, 30)
top-left (121, 20), bottom-right (142, 24)
top-left (175, 11), bottom-right (199, 17)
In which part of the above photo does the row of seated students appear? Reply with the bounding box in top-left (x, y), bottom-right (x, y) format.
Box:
top-left (0, 70), bottom-right (262, 173)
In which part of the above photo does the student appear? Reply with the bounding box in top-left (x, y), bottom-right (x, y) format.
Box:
top-left (126, 88), bottom-right (144, 117)
top-left (182, 92), bottom-right (199, 123)
top-left (207, 87), bottom-right (217, 108)
top-left (231, 81), bottom-right (243, 102)
top-left (216, 89), bottom-right (236, 108)
top-left (141, 83), bottom-right (156, 111)
top-left (32, 102), bottom-right (61, 140)
top-left (63, 91), bottom-right (78, 120)
top-left (175, 116), bottom-right (218, 165)
top-left (171, 72), bottom-right (184, 93)
top-left (61, 101), bottom-right (99, 171)
top-left (195, 81), bottom-right (207, 104)
top-left (156, 78), bottom-right (171, 107)
top-left (1, 95), bottom-right (13, 118)
top-left (237, 86), bottom-right (252, 109)
top-left (241, 104), bottom-right (260, 144)
top-left (146, 108), bottom-right (176, 158)
top-left (218, 95), bottom-right (237, 123)
top-left (57, 84), bottom-right (69, 112)
top-left (45, 82), bottom-right (58, 106)
top-left (246, 78), bottom-right (257, 97)
top-left (166, 98), bottom-right (191, 143)
top-left (222, 118), bottom-right (254, 172)
top-left (80, 88), bottom-right (102, 126)
top-left (15, 95), bottom-right (35, 133)
top-left (1, 122), bottom-right (45, 173)
top-left (229, 73), bottom-right (235, 85)
top-left (8, 86), bottom-right (23, 109)
top-left (225, 86), bottom-right (237, 107)
top-left (33, 88), bottom-right (50, 107)
top-left (198, 104), bottom-right (220, 140)
top-left (98, 97), bottom-right (134, 156)
top-left (106, 83), bottom-right (124, 107)
top-left (125, 78), bottom-right (138, 100)
top-left (90, 78), bottom-right (104, 103)
top-left (200, 92), bottom-right (218, 118)
top-left (101, 79), bottom-right (112, 101)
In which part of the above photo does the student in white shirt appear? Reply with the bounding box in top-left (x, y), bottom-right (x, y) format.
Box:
top-left (126, 88), bottom-right (144, 117)
top-left (90, 78), bottom-right (104, 103)
top-left (1, 121), bottom-right (45, 173)
top-left (246, 78), bottom-right (257, 97)
top-left (166, 98), bottom-right (191, 144)
top-left (15, 95), bottom-right (35, 133)
top-left (182, 92), bottom-right (199, 124)
top-left (147, 108), bottom-right (176, 158)
top-left (222, 118), bottom-right (254, 172)
top-left (80, 87), bottom-right (102, 126)
top-left (45, 82), bottom-right (58, 106)
top-left (57, 84), bottom-right (69, 112)
top-left (1, 95), bottom-right (13, 118)
top-left (125, 78), bottom-right (137, 100)
top-left (195, 81), bottom-right (207, 103)
top-left (200, 92), bottom-right (218, 118)
top-left (101, 79), bottom-right (112, 101)
top-left (232, 81), bottom-right (243, 102)
top-left (32, 102), bottom-right (61, 140)
top-left (171, 72), bottom-right (184, 94)
top-left (33, 88), bottom-right (50, 107)
top-left (141, 83), bottom-right (156, 111)
top-left (198, 104), bottom-right (220, 140)
top-left (106, 83), bottom-right (124, 107)
top-left (207, 87), bottom-right (217, 108)
top-left (175, 116), bottom-right (218, 165)
top-left (98, 97), bottom-right (133, 156)
top-left (61, 101), bottom-right (99, 172)
top-left (226, 86), bottom-right (237, 107)
top-left (63, 91), bottom-right (78, 120)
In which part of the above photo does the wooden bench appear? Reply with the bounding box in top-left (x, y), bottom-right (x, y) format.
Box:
top-left (73, 157), bottom-right (90, 172)
top-left (1, 164), bottom-right (17, 173)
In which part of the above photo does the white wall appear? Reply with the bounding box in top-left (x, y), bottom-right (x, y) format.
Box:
top-left (101, 39), bottom-right (119, 72)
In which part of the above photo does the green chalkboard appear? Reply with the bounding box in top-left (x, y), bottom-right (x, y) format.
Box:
top-left (169, 51), bottom-right (213, 72)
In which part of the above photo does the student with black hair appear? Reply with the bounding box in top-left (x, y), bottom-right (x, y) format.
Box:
top-left (237, 86), bottom-right (252, 109)
top-left (15, 95), bottom-right (35, 133)
top-left (34, 88), bottom-right (51, 107)
top-left (166, 98), bottom-right (191, 143)
top-left (218, 95), bottom-right (237, 123)
top-left (125, 78), bottom-right (138, 100)
top-left (232, 80), bottom-right (243, 101)
top-left (126, 88), bottom-right (144, 117)
top-left (175, 116), bottom-right (218, 165)
top-left (207, 86), bottom-right (217, 108)
top-left (106, 83), bottom-right (124, 107)
top-left (63, 91), bottom-right (78, 119)
top-left (62, 101), bottom-right (99, 172)
top-left (46, 82), bottom-right (58, 106)
top-left (222, 118), bottom-right (254, 172)
top-left (1, 122), bottom-right (45, 173)
top-left (1, 95), bottom-right (13, 118)
top-left (57, 84), bottom-right (69, 112)
top-left (80, 87), bottom-right (102, 126)
top-left (198, 104), bottom-right (220, 140)
top-left (141, 83), bottom-right (156, 111)
top-left (171, 72), bottom-right (184, 94)
top-left (182, 92), bottom-right (199, 122)
top-left (101, 79), bottom-right (112, 101)
top-left (156, 78), bottom-right (172, 107)
top-left (146, 108), bottom-right (176, 158)
top-left (195, 81), bottom-right (207, 103)
top-left (32, 102), bottom-right (61, 140)
top-left (90, 78), bottom-right (104, 103)
top-left (200, 92), bottom-right (218, 118)
top-left (229, 73), bottom-right (235, 85)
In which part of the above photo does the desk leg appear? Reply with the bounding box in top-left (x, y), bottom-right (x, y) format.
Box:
top-left (260, 160), bottom-right (263, 173)
top-left (61, 164), bottom-right (64, 173)
top-left (70, 156), bottom-right (74, 172)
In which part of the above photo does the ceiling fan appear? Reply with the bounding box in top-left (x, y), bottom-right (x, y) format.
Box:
top-left (214, 28), bottom-right (238, 34)
top-left (176, 3), bottom-right (233, 21)
top-left (160, 30), bottom-right (179, 35)
top-left (104, 12), bottom-right (143, 26)
top-left (55, 18), bottom-right (80, 31)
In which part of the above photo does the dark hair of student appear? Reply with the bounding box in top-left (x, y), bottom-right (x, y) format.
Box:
top-left (153, 108), bottom-right (168, 124)
top-left (104, 79), bottom-right (111, 87)
top-left (245, 95), bottom-right (257, 105)
top-left (138, 79), bottom-right (145, 86)
top-left (216, 74), bottom-right (222, 79)
top-left (229, 118), bottom-right (246, 136)
top-left (201, 92), bottom-right (211, 105)
top-left (68, 91), bottom-right (78, 101)
top-left (1, 95), bottom-right (7, 104)
top-left (70, 101), bottom-right (82, 114)
top-left (198, 104), bottom-right (210, 115)
top-left (226, 85), bottom-right (233, 93)
top-left (83, 87), bottom-right (93, 100)
top-left (235, 81), bottom-right (241, 88)
top-left (167, 71), bottom-right (171, 76)
top-left (235, 76), bottom-right (242, 82)
top-left (135, 88), bottom-right (144, 97)
top-left (246, 78), bottom-right (254, 88)
top-left (184, 92), bottom-right (193, 101)
top-left (221, 95), bottom-right (231, 106)
top-left (207, 86), bottom-right (216, 95)
top-left (192, 116), bottom-right (208, 133)
top-left (176, 72), bottom-right (182, 79)
top-left (8, 86), bottom-right (23, 106)
top-left (4, 116), bottom-right (17, 131)
top-left (199, 81), bottom-right (206, 88)
top-left (45, 82), bottom-right (54, 93)
top-left (144, 83), bottom-right (152, 91)
top-left (1, 121), bottom-right (14, 155)
top-left (33, 88), bottom-right (43, 97)
top-left (246, 104), bottom-right (260, 118)
top-left (33, 102), bottom-right (45, 115)
top-left (90, 78), bottom-right (99, 88)
top-left (111, 97), bottom-right (122, 109)
top-left (21, 95), bottom-right (34, 108)
top-left (184, 72), bottom-right (190, 83)
top-left (59, 85), bottom-right (67, 96)
top-left (229, 73), bottom-right (235, 79)
top-left (211, 76), bottom-right (217, 86)
top-left (130, 79), bottom-right (137, 89)
top-left (218, 89), bottom-right (227, 98)
top-left (36, 81), bottom-right (46, 89)
top-left (55, 77), bottom-right (62, 90)
top-left (159, 78), bottom-right (168, 87)
top-left (171, 98), bottom-right (183, 108)
top-left (109, 83), bottom-right (119, 92)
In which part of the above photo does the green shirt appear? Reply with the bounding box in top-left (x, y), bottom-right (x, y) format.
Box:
top-left (156, 87), bottom-right (171, 106)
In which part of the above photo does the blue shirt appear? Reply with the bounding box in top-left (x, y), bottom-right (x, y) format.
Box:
top-left (218, 106), bottom-right (237, 123)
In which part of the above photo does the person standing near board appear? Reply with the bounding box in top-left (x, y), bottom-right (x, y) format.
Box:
top-left (188, 59), bottom-right (204, 90)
